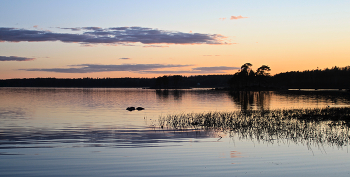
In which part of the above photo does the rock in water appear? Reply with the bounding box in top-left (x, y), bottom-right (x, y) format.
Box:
top-left (136, 107), bottom-right (145, 111)
top-left (126, 107), bottom-right (136, 111)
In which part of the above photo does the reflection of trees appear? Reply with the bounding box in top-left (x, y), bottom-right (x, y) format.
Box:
top-left (173, 90), bottom-right (182, 100)
top-left (159, 107), bottom-right (350, 149)
top-left (228, 91), bottom-right (271, 110)
top-left (156, 89), bottom-right (169, 100)
top-left (276, 90), bottom-right (350, 105)
top-left (156, 89), bottom-right (183, 101)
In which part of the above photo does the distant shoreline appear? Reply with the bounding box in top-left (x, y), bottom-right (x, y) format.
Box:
top-left (1, 65), bottom-right (350, 90)
top-left (0, 86), bottom-right (349, 93)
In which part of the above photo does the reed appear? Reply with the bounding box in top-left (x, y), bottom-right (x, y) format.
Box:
top-left (159, 107), bottom-right (350, 148)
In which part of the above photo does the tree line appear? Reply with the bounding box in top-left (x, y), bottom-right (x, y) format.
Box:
top-left (1, 64), bottom-right (349, 90)
top-left (228, 63), bottom-right (350, 90)
top-left (0, 75), bottom-right (234, 88)
top-left (273, 66), bottom-right (350, 89)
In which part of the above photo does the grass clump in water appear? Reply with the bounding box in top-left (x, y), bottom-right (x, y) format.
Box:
top-left (159, 107), bottom-right (350, 148)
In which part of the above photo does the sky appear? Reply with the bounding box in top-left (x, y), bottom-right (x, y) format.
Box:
top-left (0, 0), bottom-right (349, 79)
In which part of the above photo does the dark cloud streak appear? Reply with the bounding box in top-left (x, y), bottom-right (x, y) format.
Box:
top-left (0, 56), bottom-right (35, 61)
top-left (21, 64), bottom-right (192, 73)
top-left (0, 27), bottom-right (227, 45)
top-left (139, 66), bottom-right (240, 74)
top-left (193, 66), bottom-right (239, 71)
top-left (20, 64), bottom-right (239, 74)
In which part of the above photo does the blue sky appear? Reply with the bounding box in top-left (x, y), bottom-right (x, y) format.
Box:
top-left (1, 0), bottom-right (349, 79)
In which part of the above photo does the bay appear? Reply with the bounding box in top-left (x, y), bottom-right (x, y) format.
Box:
top-left (1, 88), bottom-right (350, 177)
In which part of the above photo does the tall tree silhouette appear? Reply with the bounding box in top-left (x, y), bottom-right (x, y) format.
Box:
top-left (240, 63), bottom-right (253, 76)
top-left (229, 63), bottom-right (271, 90)
top-left (256, 65), bottom-right (271, 88)
top-left (256, 65), bottom-right (271, 76)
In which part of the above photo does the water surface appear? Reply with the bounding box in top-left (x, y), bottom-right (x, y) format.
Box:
top-left (1, 88), bottom-right (350, 176)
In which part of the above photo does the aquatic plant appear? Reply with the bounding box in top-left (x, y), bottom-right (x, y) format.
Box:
top-left (159, 107), bottom-right (350, 148)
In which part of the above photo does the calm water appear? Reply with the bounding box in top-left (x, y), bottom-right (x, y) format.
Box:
top-left (1, 88), bottom-right (350, 177)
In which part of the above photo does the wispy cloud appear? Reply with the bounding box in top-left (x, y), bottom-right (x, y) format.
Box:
top-left (0, 56), bottom-right (35, 61)
top-left (119, 58), bottom-right (130, 60)
top-left (193, 66), bottom-right (239, 72)
top-left (0, 27), bottom-right (228, 45)
top-left (140, 66), bottom-right (240, 74)
top-left (230, 15), bottom-right (249, 20)
top-left (20, 63), bottom-right (239, 74)
top-left (139, 70), bottom-right (196, 74)
top-left (220, 16), bottom-right (248, 20)
top-left (20, 64), bottom-right (192, 73)
top-left (143, 45), bottom-right (169, 48)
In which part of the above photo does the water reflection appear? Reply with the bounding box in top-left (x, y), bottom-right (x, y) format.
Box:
top-left (277, 90), bottom-right (350, 105)
top-left (228, 90), bottom-right (350, 110)
top-left (156, 89), bottom-right (183, 101)
top-left (2, 108), bottom-right (348, 153)
top-left (0, 107), bottom-right (28, 119)
top-left (228, 91), bottom-right (272, 110)
top-left (173, 90), bottom-right (182, 100)
top-left (0, 126), bottom-right (219, 152)
top-left (2, 88), bottom-right (350, 153)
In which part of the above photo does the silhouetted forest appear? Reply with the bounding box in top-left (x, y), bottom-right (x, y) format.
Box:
top-left (228, 63), bottom-right (273, 90)
top-left (0, 75), bottom-right (233, 88)
top-left (273, 66), bottom-right (350, 89)
top-left (1, 65), bottom-right (349, 90)
top-left (228, 63), bottom-right (350, 90)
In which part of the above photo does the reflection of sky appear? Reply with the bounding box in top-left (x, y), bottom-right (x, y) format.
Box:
top-left (1, 88), bottom-right (350, 176)
top-left (0, 127), bottom-right (218, 149)
top-left (0, 88), bottom-right (239, 129)
top-left (1, 88), bottom-right (350, 129)
top-left (1, 88), bottom-right (350, 149)
top-left (1, 118), bottom-right (349, 151)
top-left (0, 107), bottom-right (27, 119)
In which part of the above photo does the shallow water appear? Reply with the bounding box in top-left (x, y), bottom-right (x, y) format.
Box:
top-left (1, 88), bottom-right (350, 176)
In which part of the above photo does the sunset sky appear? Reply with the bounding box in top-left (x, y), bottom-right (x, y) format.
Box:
top-left (1, 0), bottom-right (349, 79)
